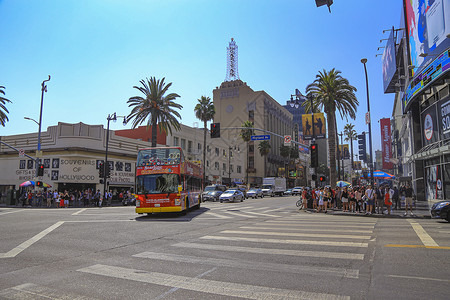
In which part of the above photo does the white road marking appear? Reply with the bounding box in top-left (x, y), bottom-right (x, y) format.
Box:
top-left (261, 206), bottom-right (292, 213)
top-left (265, 220), bottom-right (376, 225)
top-left (0, 209), bottom-right (24, 216)
top-left (239, 226), bottom-right (374, 234)
top-left (248, 206), bottom-right (270, 211)
top-left (133, 251), bottom-right (359, 278)
top-left (65, 220), bottom-right (135, 223)
top-left (254, 223), bottom-right (375, 229)
top-left (172, 242), bottom-right (365, 260)
top-left (200, 235), bottom-right (368, 248)
top-left (0, 221), bottom-right (64, 258)
top-left (203, 211), bottom-right (232, 219)
top-left (223, 211), bottom-right (257, 218)
top-left (242, 211), bottom-right (281, 217)
top-left (221, 230), bottom-right (371, 240)
top-left (78, 264), bottom-right (350, 299)
top-left (210, 205), bottom-right (254, 211)
top-left (407, 219), bottom-right (439, 247)
top-left (0, 283), bottom-right (95, 299)
top-left (72, 208), bottom-right (87, 215)
top-left (387, 274), bottom-right (450, 283)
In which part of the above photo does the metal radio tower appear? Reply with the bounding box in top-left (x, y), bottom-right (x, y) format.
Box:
top-left (225, 38), bottom-right (240, 81)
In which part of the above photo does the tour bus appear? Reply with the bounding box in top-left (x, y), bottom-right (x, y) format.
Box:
top-left (135, 147), bottom-right (202, 214)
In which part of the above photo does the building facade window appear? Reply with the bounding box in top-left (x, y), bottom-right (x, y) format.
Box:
top-left (181, 138), bottom-right (186, 150)
top-left (215, 147), bottom-right (219, 156)
top-left (206, 160), bottom-right (210, 167)
top-left (188, 140), bottom-right (193, 153)
top-left (237, 166), bottom-right (242, 173)
top-left (230, 164), bottom-right (234, 172)
top-left (223, 163), bottom-right (226, 172)
top-left (214, 162), bottom-right (219, 170)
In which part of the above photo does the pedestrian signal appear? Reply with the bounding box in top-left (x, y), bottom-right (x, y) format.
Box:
top-left (37, 164), bottom-right (44, 176)
top-left (210, 123), bottom-right (220, 138)
top-left (36, 181), bottom-right (43, 187)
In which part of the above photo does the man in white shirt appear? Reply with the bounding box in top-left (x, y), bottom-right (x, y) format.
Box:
top-left (365, 185), bottom-right (374, 215)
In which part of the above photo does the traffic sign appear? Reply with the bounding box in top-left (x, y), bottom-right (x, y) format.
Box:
top-left (251, 135), bottom-right (270, 141)
top-left (284, 135), bottom-right (292, 146)
top-left (19, 148), bottom-right (25, 157)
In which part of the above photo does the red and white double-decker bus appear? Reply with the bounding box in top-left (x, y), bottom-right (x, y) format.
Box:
top-left (135, 147), bottom-right (202, 214)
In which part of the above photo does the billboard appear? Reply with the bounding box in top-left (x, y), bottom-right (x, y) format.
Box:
top-left (338, 144), bottom-right (350, 160)
top-left (380, 118), bottom-right (393, 170)
top-left (382, 29), bottom-right (397, 93)
top-left (405, 0), bottom-right (450, 74)
top-left (301, 112), bottom-right (326, 140)
top-left (421, 102), bottom-right (439, 146)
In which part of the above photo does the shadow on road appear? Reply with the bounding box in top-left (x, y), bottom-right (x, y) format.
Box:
top-left (135, 207), bottom-right (210, 222)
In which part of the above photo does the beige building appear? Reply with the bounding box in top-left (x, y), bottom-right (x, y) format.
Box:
top-left (0, 122), bottom-right (152, 204)
top-left (213, 79), bottom-right (294, 185)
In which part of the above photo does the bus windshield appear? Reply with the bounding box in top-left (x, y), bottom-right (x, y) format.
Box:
top-left (137, 174), bottom-right (180, 194)
top-left (137, 148), bottom-right (182, 166)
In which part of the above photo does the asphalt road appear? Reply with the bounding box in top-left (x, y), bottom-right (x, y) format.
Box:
top-left (0, 196), bottom-right (449, 300)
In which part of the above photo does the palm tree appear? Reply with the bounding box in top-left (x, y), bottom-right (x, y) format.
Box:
top-left (127, 77), bottom-right (182, 147)
top-left (305, 69), bottom-right (358, 188)
top-left (240, 121), bottom-right (254, 186)
top-left (258, 141), bottom-right (271, 177)
top-left (194, 96), bottom-right (215, 187)
top-left (0, 86), bottom-right (12, 127)
top-left (344, 123), bottom-right (358, 180)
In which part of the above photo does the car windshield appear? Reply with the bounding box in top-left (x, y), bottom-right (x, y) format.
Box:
top-left (262, 185), bottom-right (272, 189)
top-left (249, 189), bottom-right (257, 192)
top-left (137, 174), bottom-right (180, 194)
top-left (223, 190), bottom-right (236, 194)
top-left (204, 186), bottom-right (217, 192)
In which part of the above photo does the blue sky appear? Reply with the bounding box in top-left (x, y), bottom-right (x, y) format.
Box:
top-left (0, 0), bottom-right (402, 153)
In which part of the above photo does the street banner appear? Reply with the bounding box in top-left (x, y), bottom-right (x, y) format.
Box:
top-left (301, 113), bottom-right (326, 140)
top-left (338, 144), bottom-right (350, 159)
top-left (380, 118), bottom-right (393, 170)
top-left (353, 161), bottom-right (362, 170)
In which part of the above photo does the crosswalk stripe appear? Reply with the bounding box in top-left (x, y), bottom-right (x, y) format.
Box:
top-left (200, 235), bottom-right (369, 247)
top-left (221, 230), bottom-right (372, 240)
top-left (203, 211), bottom-right (232, 219)
top-left (249, 206), bottom-right (270, 211)
top-left (133, 251), bottom-right (359, 278)
top-left (242, 211), bottom-right (281, 217)
top-left (210, 205), bottom-right (254, 211)
top-left (265, 220), bottom-right (376, 225)
top-left (172, 242), bottom-right (365, 260)
top-left (239, 226), bottom-right (373, 234)
top-left (261, 206), bottom-right (292, 213)
top-left (78, 264), bottom-right (350, 300)
top-left (0, 209), bottom-right (24, 216)
top-left (254, 223), bottom-right (375, 229)
top-left (408, 220), bottom-right (439, 247)
top-left (0, 283), bottom-right (93, 299)
top-left (223, 211), bottom-right (257, 218)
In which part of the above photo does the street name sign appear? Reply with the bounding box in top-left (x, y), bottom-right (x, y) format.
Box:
top-left (251, 135), bottom-right (270, 141)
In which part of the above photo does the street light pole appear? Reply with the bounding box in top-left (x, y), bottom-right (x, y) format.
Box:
top-left (38, 76), bottom-right (51, 152)
top-left (228, 146), bottom-right (232, 185)
top-left (361, 58), bottom-right (374, 186)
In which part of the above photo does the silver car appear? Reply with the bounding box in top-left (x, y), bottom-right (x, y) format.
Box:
top-left (247, 188), bottom-right (264, 198)
top-left (219, 189), bottom-right (244, 203)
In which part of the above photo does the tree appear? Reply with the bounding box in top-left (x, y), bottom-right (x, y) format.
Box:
top-left (127, 77), bottom-right (182, 147)
top-left (344, 123), bottom-right (358, 180)
top-left (258, 141), bottom-right (271, 177)
top-left (240, 121), bottom-right (254, 186)
top-left (0, 86), bottom-right (12, 127)
top-left (194, 96), bottom-right (215, 187)
top-left (305, 69), bottom-right (358, 188)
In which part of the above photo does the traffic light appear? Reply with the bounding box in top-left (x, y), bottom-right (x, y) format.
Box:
top-left (37, 164), bottom-right (44, 176)
top-left (319, 176), bottom-right (325, 182)
top-left (36, 181), bottom-right (43, 187)
top-left (358, 134), bottom-right (367, 162)
top-left (210, 123), bottom-right (220, 138)
top-left (310, 143), bottom-right (318, 168)
top-left (106, 165), bottom-right (111, 178)
top-left (99, 162), bottom-right (104, 178)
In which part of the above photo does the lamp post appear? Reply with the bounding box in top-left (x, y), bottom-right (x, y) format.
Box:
top-left (361, 58), bottom-right (374, 186)
top-left (103, 113), bottom-right (127, 202)
top-left (38, 76), bottom-right (51, 152)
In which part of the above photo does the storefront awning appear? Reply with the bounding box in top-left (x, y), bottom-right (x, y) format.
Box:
top-left (411, 140), bottom-right (450, 161)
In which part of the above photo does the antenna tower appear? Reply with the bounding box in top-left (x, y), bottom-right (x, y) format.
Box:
top-left (225, 38), bottom-right (240, 81)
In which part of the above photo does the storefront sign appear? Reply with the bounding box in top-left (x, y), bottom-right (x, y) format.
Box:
top-left (438, 96), bottom-right (450, 140)
top-left (380, 118), bottom-right (393, 170)
top-left (421, 104), bottom-right (439, 146)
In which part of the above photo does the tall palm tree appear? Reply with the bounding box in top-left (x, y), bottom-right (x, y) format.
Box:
top-left (127, 77), bottom-right (182, 147)
top-left (240, 121), bottom-right (254, 186)
top-left (194, 96), bottom-right (215, 187)
top-left (258, 141), bottom-right (271, 177)
top-left (344, 123), bottom-right (358, 179)
top-left (305, 68), bottom-right (358, 188)
top-left (0, 86), bottom-right (12, 127)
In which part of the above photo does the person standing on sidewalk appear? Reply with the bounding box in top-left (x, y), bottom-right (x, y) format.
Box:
top-left (384, 186), bottom-right (393, 215)
top-left (365, 185), bottom-right (374, 215)
top-left (375, 186), bottom-right (384, 214)
top-left (404, 183), bottom-right (414, 216)
top-left (392, 186), bottom-right (400, 210)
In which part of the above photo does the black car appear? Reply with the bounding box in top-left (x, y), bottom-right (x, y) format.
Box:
top-left (430, 200), bottom-right (450, 222)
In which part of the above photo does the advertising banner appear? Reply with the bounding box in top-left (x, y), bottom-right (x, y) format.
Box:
top-left (404, 0), bottom-right (450, 75)
top-left (301, 113), bottom-right (326, 140)
top-left (380, 118), bottom-right (393, 170)
top-left (353, 161), bottom-right (362, 170)
top-left (338, 144), bottom-right (350, 160)
top-left (438, 95), bottom-right (450, 140)
top-left (421, 103), bottom-right (439, 146)
top-left (382, 29), bottom-right (397, 93)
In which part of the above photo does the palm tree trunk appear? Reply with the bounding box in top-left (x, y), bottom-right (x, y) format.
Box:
top-left (203, 120), bottom-right (207, 188)
top-left (350, 136), bottom-right (354, 183)
top-left (327, 112), bottom-right (337, 188)
top-left (151, 122), bottom-right (157, 147)
top-left (335, 118), bottom-right (340, 181)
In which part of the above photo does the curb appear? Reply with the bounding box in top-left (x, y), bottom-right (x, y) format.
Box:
top-left (300, 209), bottom-right (431, 219)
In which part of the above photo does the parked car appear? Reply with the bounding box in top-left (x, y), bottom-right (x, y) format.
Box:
top-left (291, 186), bottom-right (303, 195)
top-left (202, 190), bottom-right (224, 202)
top-left (247, 188), bottom-right (264, 199)
top-left (219, 189), bottom-right (244, 203)
top-left (431, 200), bottom-right (450, 222)
top-left (284, 189), bottom-right (293, 196)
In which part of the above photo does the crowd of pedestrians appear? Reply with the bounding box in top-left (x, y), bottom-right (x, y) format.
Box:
top-left (299, 183), bottom-right (415, 216)
top-left (17, 188), bottom-right (132, 208)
